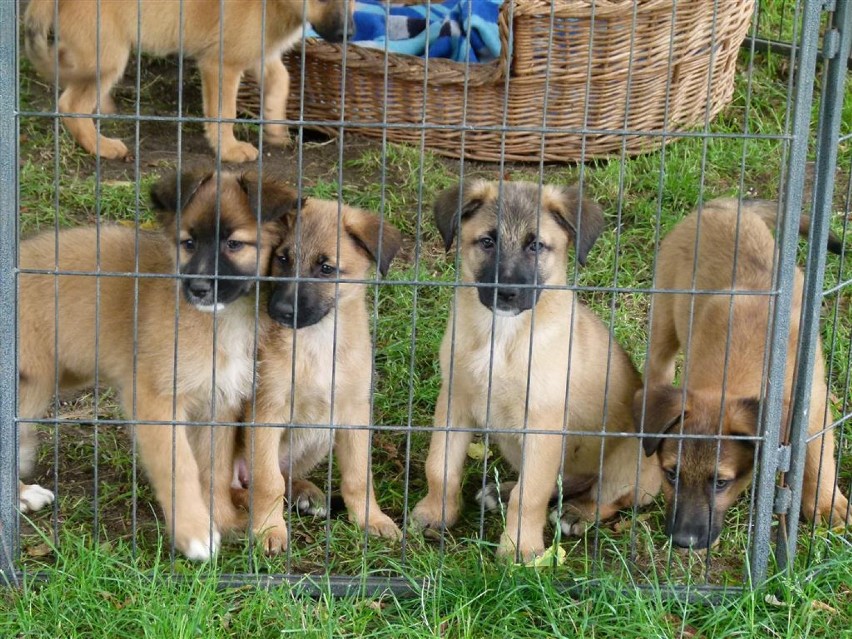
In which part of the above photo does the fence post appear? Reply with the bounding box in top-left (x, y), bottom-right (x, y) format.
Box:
top-left (748, 0), bottom-right (824, 585)
top-left (0, 0), bottom-right (20, 585)
top-left (776, 1), bottom-right (852, 572)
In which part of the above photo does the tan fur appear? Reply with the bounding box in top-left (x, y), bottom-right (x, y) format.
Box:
top-left (412, 180), bottom-right (662, 561)
top-left (23, 0), bottom-right (353, 162)
top-left (643, 198), bottom-right (850, 537)
top-left (232, 199), bottom-right (403, 555)
top-left (16, 172), bottom-right (287, 560)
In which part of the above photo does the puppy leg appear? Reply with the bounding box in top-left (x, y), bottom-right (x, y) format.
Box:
top-left (498, 426), bottom-right (564, 561)
top-left (191, 422), bottom-right (247, 535)
top-left (801, 407), bottom-right (850, 527)
top-left (411, 387), bottom-right (474, 530)
top-left (58, 77), bottom-right (129, 160)
top-left (645, 294), bottom-right (679, 386)
top-left (17, 373), bottom-right (56, 513)
top-left (251, 56), bottom-right (291, 147)
top-left (133, 396), bottom-right (219, 561)
top-left (242, 426), bottom-right (289, 555)
top-left (199, 61), bottom-right (259, 163)
top-left (289, 479), bottom-right (328, 517)
top-left (335, 414), bottom-right (401, 540)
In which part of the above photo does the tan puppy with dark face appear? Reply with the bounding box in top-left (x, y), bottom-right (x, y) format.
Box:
top-left (17, 170), bottom-right (297, 560)
top-left (638, 198), bottom-right (850, 549)
top-left (231, 198), bottom-right (403, 554)
top-left (411, 181), bottom-right (662, 561)
top-left (23, 0), bottom-right (354, 162)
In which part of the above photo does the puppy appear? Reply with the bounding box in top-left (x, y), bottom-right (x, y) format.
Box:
top-left (231, 197), bottom-right (403, 554)
top-left (411, 180), bottom-right (662, 561)
top-left (23, 0), bottom-right (354, 163)
top-left (638, 198), bottom-right (850, 549)
top-left (17, 170), bottom-right (297, 560)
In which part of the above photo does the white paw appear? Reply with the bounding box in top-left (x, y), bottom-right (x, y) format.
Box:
top-left (549, 508), bottom-right (588, 537)
top-left (183, 529), bottom-right (221, 561)
top-left (295, 495), bottom-right (327, 518)
top-left (19, 484), bottom-right (55, 513)
top-left (475, 483), bottom-right (502, 512)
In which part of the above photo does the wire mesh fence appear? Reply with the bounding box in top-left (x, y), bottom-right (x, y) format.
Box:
top-left (1, 0), bottom-right (850, 598)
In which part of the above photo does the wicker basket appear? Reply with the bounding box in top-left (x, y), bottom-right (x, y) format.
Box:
top-left (238, 0), bottom-right (755, 163)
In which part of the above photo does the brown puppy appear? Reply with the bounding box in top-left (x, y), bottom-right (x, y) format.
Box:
top-left (231, 198), bottom-right (403, 554)
top-left (638, 198), bottom-right (850, 548)
top-left (23, 0), bottom-right (353, 162)
top-left (411, 181), bottom-right (662, 561)
top-left (17, 170), bottom-right (296, 560)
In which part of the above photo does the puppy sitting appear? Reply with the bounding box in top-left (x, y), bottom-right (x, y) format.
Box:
top-left (232, 198), bottom-right (403, 554)
top-left (23, 0), bottom-right (353, 162)
top-left (411, 180), bottom-right (662, 561)
top-left (638, 198), bottom-right (850, 549)
top-left (17, 170), bottom-right (294, 560)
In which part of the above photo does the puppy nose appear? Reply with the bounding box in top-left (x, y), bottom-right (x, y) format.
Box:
top-left (188, 279), bottom-right (212, 297)
top-left (496, 288), bottom-right (518, 303)
top-left (671, 531), bottom-right (700, 549)
top-left (273, 300), bottom-right (295, 321)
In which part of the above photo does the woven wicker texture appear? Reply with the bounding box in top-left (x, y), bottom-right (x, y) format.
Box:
top-left (238, 0), bottom-right (755, 162)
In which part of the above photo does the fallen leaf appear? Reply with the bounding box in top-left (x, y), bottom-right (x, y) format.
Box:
top-left (662, 613), bottom-right (703, 638)
top-left (25, 543), bottom-right (52, 558)
top-left (811, 600), bottom-right (838, 614)
top-left (526, 544), bottom-right (566, 568)
top-left (367, 600), bottom-right (387, 612)
top-left (764, 593), bottom-right (788, 608)
top-left (467, 442), bottom-right (487, 460)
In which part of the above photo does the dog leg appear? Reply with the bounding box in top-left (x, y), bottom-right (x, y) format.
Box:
top-left (498, 427), bottom-right (564, 561)
top-left (200, 61), bottom-right (259, 163)
top-left (58, 79), bottom-right (129, 160)
top-left (411, 387), bottom-right (474, 531)
top-left (192, 422), bottom-right (247, 535)
top-left (289, 479), bottom-right (328, 517)
top-left (17, 374), bottom-right (56, 513)
top-left (133, 397), bottom-right (220, 561)
top-left (645, 295), bottom-right (679, 386)
top-left (335, 417), bottom-right (401, 540)
top-left (241, 426), bottom-right (289, 555)
top-left (801, 409), bottom-right (850, 527)
top-left (252, 56), bottom-right (291, 147)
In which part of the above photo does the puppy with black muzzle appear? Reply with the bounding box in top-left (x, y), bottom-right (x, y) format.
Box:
top-left (638, 198), bottom-right (850, 549)
top-left (411, 180), bottom-right (662, 561)
top-left (23, 0), bottom-right (354, 163)
top-left (17, 170), bottom-right (296, 560)
top-left (230, 198), bottom-right (403, 554)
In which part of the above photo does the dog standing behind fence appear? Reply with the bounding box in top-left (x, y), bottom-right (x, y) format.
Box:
top-left (16, 170), bottom-right (297, 560)
top-left (22, 0), bottom-right (354, 163)
top-left (637, 198), bottom-right (850, 549)
top-left (230, 198), bottom-right (403, 554)
top-left (411, 180), bottom-right (663, 561)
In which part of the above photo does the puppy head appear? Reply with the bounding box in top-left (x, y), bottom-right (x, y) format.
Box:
top-left (304, 0), bottom-right (356, 43)
top-left (268, 199), bottom-right (401, 328)
top-left (150, 170), bottom-right (298, 311)
top-left (433, 180), bottom-right (604, 316)
top-left (633, 386), bottom-right (759, 549)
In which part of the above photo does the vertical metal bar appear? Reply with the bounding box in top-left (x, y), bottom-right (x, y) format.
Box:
top-left (749, 0), bottom-right (823, 585)
top-left (0, 0), bottom-right (19, 585)
top-left (778, 0), bottom-right (852, 571)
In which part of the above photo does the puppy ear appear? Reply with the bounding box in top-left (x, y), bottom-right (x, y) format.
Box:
top-left (345, 209), bottom-right (403, 277)
top-left (238, 172), bottom-right (303, 223)
top-left (633, 385), bottom-right (688, 457)
top-left (727, 397), bottom-right (761, 448)
top-left (432, 180), bottom-right (494, 252)
top-left (149, 171), bottom-right (205, 226)
top-left (542, 185), bottom-right (605, 266)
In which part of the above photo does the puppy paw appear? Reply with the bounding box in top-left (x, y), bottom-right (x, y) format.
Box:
top-left (475, 483), bottom-right (503, 512)
top-left (19, 483), bottom-right (55, 513)
top-left (411, 497), bottom-right (457, 531)
top-left (496, 531), bottom-right (544, 563)
top-left (96, 137), bottom-right (130, 161)
top-left (257, 522), bottom-right (289, 556)
top-left (264, 126), bottom-right (292, 147)
top-left (179, 529), bottom-right (221, 562)
top-left (219, 140), bottom-right (259, 163)
top-left (290, 481), bottom-right (327, 518)
top-left (364, 513), bottom-right (402, 541)
top-left (549, 508), bottom-right (589, 537)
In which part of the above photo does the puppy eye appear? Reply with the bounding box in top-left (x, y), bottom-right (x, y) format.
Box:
top-left (479, 237), bottom-right (495, 250)
top-left (180, 238), bottom-right (195, 251)
top-left (664, 468), bottom-right (678, 484)
top-left (225, 239), bottom-right (244, 251)
top-left (527, 240), bottom-right (545, 253)
top-left (320, 263), bottom-right (336, 275)
top-left (713, 478), bottom-right (731, 492)
top-left (276, 251), bottom-right (289, 264)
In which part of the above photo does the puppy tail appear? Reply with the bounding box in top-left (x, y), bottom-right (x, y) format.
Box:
top-left (23, 0), bottom-right (63, 82)
top-left (718, 198), bottom-right (845, 256)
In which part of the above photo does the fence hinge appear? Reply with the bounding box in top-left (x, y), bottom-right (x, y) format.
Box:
top-left (774, 486), bottom-right (793, 514)
top-left (823, 29), bottom-right (840, 59)
top-left (775, 444), bottom-right (791, 473)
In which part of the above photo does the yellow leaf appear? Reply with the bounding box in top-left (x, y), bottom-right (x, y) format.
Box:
top-left (467, 442), bottom-right (487, 460)
top-left (526, 545), bottom-right (566, 568)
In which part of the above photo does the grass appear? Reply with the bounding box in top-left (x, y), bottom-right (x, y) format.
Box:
top-left (5, 1), bottom-right (852, 635)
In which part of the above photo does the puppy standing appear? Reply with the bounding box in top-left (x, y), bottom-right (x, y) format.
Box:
top-left (638, 199), bottom-right (850, 548)
top-left (411, 181), bottom-right (662, 561)
top-left (17, 171), bottom-right (296, 560)
top-left (233, 198), bottom-right (403, 554)
top-left (23, 0), bottom-right (354, 163)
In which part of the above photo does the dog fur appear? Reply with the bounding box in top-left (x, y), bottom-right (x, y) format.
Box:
top-left (17, 170), bottom-right (297, 560)
top-left (410, 180), bottom-right (662, 561)
top-left (230, 197), bottom-right (403, 554)
top-left (23, 0), bottom-right (354, 163)
top-left (638, 198), bottom-right (850, 548)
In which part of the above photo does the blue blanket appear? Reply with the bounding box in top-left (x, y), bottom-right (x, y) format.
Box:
top-left (307, 0), bottom-right (503, 63)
